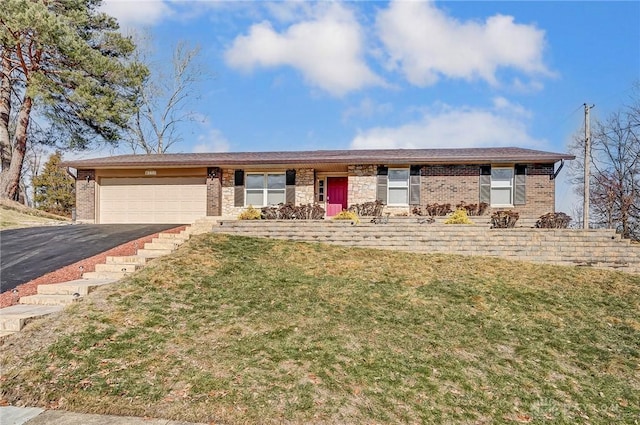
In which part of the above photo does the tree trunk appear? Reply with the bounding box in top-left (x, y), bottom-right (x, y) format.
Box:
top-left (0, 96), bottom-right (31, 200)
top-left (0, 50), bottom-right (12, 173)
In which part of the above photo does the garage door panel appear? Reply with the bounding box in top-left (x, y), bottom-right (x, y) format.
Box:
top-left (99, 177), bottom-right (207, 224)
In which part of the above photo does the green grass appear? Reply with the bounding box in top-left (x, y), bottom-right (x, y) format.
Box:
top-left (1, 234), bottom-right (639, 424)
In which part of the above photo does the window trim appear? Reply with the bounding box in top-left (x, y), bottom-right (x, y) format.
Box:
top-left (386, 168), bottom-right (410, 206)
top-left (245, 172), bottom-right (286, 207)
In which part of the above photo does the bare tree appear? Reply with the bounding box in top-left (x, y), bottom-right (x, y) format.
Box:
top-left (569, 89), bottom-right (640, 239)
top-left (126, 40), bottom-right (209, 154)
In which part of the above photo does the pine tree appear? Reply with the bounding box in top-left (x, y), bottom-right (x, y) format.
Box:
top-left (1, 0), bottom-right (147, 200)
top-left (32, 151), bottom-right (74, 217)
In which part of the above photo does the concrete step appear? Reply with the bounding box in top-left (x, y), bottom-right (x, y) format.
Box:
top-left (136, 248), bottom-right (174, 258)
top-left (144, 241), bottom-right (180, 251)
top-left (37, 278), bottom-right (117, 296)
top-left (105, 255), bottom-right (147, 265)
top-left (94, 263), bottom-right (142, 273)
top-left (19, 294), bottom-right (81, 306)
top-left (158, 232), bottom-right (189, 241)
top-left (0, 304), bottom-right (64, 331)
top-left (81, 271), bottom-right (127, 279)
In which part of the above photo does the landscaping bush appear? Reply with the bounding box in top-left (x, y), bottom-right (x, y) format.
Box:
top-left (413, 203), bottom-right (452, 217)
top-left (332, 210), bottom-right (360, 224)
top-left (456, 201), bottom-right (489, 216)
top-left (348, 200), bottom-right (384, 217)
top-left (536, 212), bottom-right (572, 229)
top-left (238, 205), bottom-right (261, 220)
top-left (261, 203), bottom-right (325, 220)
top-left (491, 210), bottom-right (519, 228)
top-left (444, 208), bottom-right (473, 224)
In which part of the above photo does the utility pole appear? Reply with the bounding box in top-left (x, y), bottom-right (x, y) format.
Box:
top-left (583, 103), bottom-right (594, 229)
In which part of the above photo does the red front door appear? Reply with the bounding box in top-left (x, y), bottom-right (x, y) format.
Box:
top-left (326, 177), bottom-right (348, 216)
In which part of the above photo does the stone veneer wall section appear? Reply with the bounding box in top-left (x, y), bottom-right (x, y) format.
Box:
top-left (347, 165), bottom-right (377, 207)
top-left (295, 168), bottom-right (315, 205)
top-left (221, 168), bottom-right (241, 217)
top-left (75, 169), bottom-right (95, 223)
top-left (221, 167), bottom-right (318, 217)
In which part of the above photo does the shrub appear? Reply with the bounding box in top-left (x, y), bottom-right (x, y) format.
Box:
top-left (238, 205), bottom-right (261, 220)
top-left (332, 210), bottom-right (360, 224)
top-left (456, 201), bottom-right (489, 216)
top-left (260, 203), bottom-right (325, 220)
top-left (491, 210), bottom-right (519, 228)
top-left (413, 203), bottom-right (452, 217)
top-left (348, 200), bottom-right (384, 217)
top-left (444, 208), bottom-right (473, 224)
top-left (536, 212), bottom-right (572, 229)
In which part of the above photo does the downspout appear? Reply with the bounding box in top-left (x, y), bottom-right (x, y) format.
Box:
top-left (551, 159), bottom-right (565, 180)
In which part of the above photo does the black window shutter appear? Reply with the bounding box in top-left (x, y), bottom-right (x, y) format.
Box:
top-left (285, 169), bottom-right (296, 204)
top-left (234, 170), bottom-right (244, 207)
top-left (514, 165), bottom-right (526, 205)
top-left (479, 166), bottom-right (491, 204)
top-left (376, 166), bottom-right (388, 204)
top-left (234, 170), bottom-right (244, 186)
top-left (286, 169), bottom-right (296, 185)
top-left (409, 165), bottom-right (421, 205)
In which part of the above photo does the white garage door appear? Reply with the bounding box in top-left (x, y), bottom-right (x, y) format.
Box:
top-left (99, 177), bottom-right (207, 224)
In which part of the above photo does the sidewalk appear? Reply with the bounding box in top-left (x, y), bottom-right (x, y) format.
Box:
top-left (0, 406), bottom-right (207, 425)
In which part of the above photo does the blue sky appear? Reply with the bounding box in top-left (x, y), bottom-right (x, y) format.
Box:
top-left (93, 0), bottom-right (639, 211)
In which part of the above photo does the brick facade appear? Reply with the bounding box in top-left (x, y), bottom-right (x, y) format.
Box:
top-left (73, 161), bottom-right (559, 222)
top-left (420, 165), bottom-right (480, 207)
top-left (206, 167), bottom-right (222, 216)
top-left (75, 169), bottom-right (95, 223)
top-left (413, 163), bottom-right (555, 220)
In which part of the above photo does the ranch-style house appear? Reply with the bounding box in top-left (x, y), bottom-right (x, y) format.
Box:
top-left (62, 147), bottom-right (575, 224)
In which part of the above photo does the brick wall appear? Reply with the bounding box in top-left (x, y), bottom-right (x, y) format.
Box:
top-left (418, 163), bottom-right (556, 221)
top-left (420, 165), bottom-right (480, 207)
top-left (508, 164), bottom-right (555, 219)
top-left (75, 169), bottom-right (95, 223)
top-left (206, 168), bottom-right (222, 216)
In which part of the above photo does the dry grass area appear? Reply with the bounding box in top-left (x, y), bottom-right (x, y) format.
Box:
top-left (1, 234), bottom-right (639, 424)
top-left (0, 199), bottom-right (70, 229)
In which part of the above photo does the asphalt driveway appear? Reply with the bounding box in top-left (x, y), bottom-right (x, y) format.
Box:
top-left (0, 224), bottom-right (181, 293)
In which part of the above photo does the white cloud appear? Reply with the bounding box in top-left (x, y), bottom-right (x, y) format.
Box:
top-left (100, 0), bottom-right (174, 28)
top-left (376, 0), bottom-right (551, 87)
top-left (224, 3), bottom-right (383, 96)
top-left (192, 128), bottom-right (231, 153)
top-left (342, 98), bottom-right (393, 122)
top-left (350, 99), bottom-right (545, 150)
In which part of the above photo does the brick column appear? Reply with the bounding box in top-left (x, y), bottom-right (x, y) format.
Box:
top-left (207, 168), bottom-right (222, 216)
top-left (75, 169), bottom-right (95, 223)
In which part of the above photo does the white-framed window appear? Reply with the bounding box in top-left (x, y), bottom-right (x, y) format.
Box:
top-left (387, 168), bottom-right (410, 205)
top-left (245, 173), bottom-right (286, 206)
top-left (490, 167), bottom-right (514, 206)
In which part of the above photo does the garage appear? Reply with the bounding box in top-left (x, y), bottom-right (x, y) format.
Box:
top-left (98, 177), bottom-right (207, 224)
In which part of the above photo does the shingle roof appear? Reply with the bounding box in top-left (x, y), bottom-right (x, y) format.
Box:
top-left (61, 147), bottom-right (575, 169)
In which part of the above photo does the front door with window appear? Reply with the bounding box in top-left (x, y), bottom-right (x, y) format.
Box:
top-left (326, 177), bottom-right (348, 216)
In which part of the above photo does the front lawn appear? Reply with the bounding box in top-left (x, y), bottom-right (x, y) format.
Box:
top-left (1, 234), bottom-right (638, 424)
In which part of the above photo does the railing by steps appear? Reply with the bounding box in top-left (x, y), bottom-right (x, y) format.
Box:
top-left (211, 219), bottom-right (640, 274)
